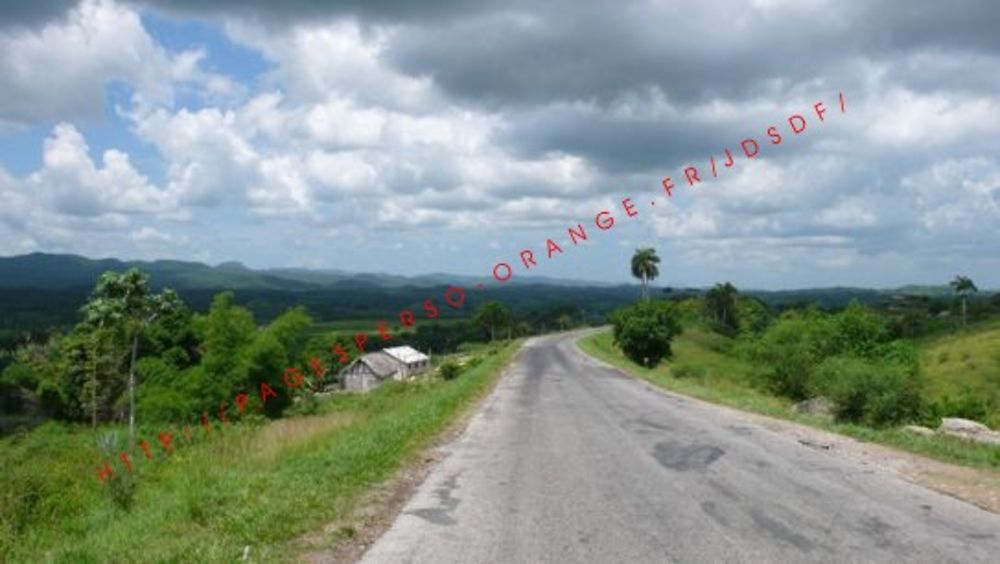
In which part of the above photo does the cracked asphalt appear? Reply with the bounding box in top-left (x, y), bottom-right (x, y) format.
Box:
top-left (360, 331), bottom-right (1000, 563)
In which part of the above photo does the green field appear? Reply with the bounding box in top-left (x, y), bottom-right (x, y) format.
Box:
top-left (0, 340), bottom-right (521, 562)
top-left (578, 329), bottom-right (1000, 470)
top-left (921, 318), bottom-right (1000, 419)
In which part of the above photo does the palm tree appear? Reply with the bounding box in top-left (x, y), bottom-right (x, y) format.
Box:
top-left (950, 275), bottom-right (978, 328)
top-left (705, 282), bottom-right (740, 333)
top-left (630, 248), bottom-right (660, 301)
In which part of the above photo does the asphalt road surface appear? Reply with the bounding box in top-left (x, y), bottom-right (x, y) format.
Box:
top-left (361, 331), bottom-right (1000, 563)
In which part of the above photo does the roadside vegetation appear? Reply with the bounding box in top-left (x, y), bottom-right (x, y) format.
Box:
top-left (0, 265), bottom-right (554, 561)
top-left (584, 252), bottom-right (1000, 470)
top-left (0, 339), bottom-right (520, 561)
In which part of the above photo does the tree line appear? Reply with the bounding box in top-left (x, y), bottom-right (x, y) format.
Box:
top-left (612, 248), bottom-right (997, 427)
top-left (0, 269), bottom-right (599, 434)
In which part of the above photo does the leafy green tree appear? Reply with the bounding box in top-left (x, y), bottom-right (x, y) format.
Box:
top-left (474, 301), bottom-right (513, 341)
top-left (705, 282), bottom-right (740, 335)
top-left (610, 301), bottom-right (682, 367)
top-left (195, 292), bottom-right (257, 383)
top-left (950, 275), bottom-right (978, 327)
top-left (188, 292), bottom-right (258, 415)
top-left (747, 308), bottom-right (835, 399)
top-left (246, 306), bottom-right (311, 418)
top-left (630, 248), bottom-right (660, 301)
top-left (737, 297), bottom-right (772, 336)
top-left (80, 269), bottom-right (182, 443)
top-left (830, 301), bottom-right (888, 357)
top-left (0, 333), bottom-right (81, 420)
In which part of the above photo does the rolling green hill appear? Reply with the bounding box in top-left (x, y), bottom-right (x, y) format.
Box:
top-left (921, 319), bottom-right (1000, 425)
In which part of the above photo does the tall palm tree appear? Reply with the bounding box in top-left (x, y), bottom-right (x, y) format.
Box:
top-left (631, 248), bottom-right (660, 301)
top-left (705, 282), bottom-right (740, 333)
top-left (950, 275), bottom-right (978, 328)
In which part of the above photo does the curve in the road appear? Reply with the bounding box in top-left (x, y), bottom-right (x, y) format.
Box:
top-left (362, 331), bottom-right (1000, 563)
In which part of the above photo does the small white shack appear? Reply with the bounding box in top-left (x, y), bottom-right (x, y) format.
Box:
top-left (381, 346), bottom-right (431, 378)
top-left (341, 345), bottom-right (431, 392)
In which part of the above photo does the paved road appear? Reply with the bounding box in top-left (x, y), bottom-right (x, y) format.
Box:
top-left (362, 332), bottom-right (1000, 563)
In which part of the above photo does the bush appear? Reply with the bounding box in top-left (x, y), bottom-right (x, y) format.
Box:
top-left (830, 302), bottom-right (888, 358)
top-left (136, 358), bottom-right (199, 422)
top-left (920, 393), bottom-right (995, 427)
top-left (439, 361), bottom-right (461, 381)
top-left (810, 356), bottom-right (923, 426)
top-left (610, 301), bottom-right (682, 367)
top-left (747, 309), bottom-right (835, 399)
top-left (747, 304), bottom-right (900, 401)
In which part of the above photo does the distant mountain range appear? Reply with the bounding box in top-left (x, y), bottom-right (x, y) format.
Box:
top-left (0, 253), bottom-right (987, 343)
top-left (0, 252), bottom-right (616, 291)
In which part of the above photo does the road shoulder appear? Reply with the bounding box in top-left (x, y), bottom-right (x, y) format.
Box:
top-left (574, 331), bottom-right (1000, 514)
top-left (295, 341), bottom-right (528, 563)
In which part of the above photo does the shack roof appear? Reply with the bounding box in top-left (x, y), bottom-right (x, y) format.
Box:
top-left (382, 345), bottom-right (430, 365)
top-left (359, 352), bottom-right (400, 378)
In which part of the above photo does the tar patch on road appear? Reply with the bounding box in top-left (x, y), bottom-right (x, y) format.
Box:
top-left (405, 472), bottom-right (462, 526)
top-left (652, 441), bottom-right (725, 472)
top-left (748, 508), bottom-right (816, 553)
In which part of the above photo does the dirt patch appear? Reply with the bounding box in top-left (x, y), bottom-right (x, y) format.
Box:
top-left (294, 349), bottom-right (523, 563)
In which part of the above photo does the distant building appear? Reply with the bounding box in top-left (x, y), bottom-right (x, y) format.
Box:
top-left (381, 346), bottom-right (432, 378)
top-left (341, 346), bottom-right (431, 392)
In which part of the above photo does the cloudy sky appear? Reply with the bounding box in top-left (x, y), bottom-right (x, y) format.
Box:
top-left (0, 0), bottom-right (997, 288)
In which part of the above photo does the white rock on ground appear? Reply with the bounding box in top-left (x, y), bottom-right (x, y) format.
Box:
top-left (937, 417), bottom-right (1000, 446)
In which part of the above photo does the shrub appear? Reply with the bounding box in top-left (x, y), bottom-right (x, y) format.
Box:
top-left (921, 393), bottom-right (995, 427)
top-left (747, 309), bottom-right (835, 399)
top-left (810, 356), bottom-right (923, 426)
top-left (439, 361), bottom-right (461, 381)
top-left (830, 302), bottom-right (889, 358)
top-left (136, 358), bottom-right (198, 422)
top-left (610, 301), bottom-right (682, 367)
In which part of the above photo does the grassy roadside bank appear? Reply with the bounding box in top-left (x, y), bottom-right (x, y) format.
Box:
top-left (578, 330), bottom-right (1000, 471)
top-left (1, 340), bottom-right (522, 562)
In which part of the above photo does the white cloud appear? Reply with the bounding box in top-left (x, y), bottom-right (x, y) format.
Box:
top-left (0, 0), bottom-right (237, 128)
top-left (132, 106), bottom-right (258, 206)
top-left (863, 89), bottom-right (1000, 147)
top-left (225, 18), bottom-right (437, 110)
top-left (814, 196), bottom-right (879, 229)
top-left (902, 157), bottom-right (1000, 232)
top-left (27, 123), bottom-right (175, 216)
top-left (131, 226), bottom-right (171, 242)
top-left (1, 0), bottom-right (999, 285)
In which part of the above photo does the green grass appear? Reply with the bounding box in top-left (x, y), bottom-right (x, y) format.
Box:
top-left (0, 340), bottom-right (521, 562)
top-left (920, 317), bottom-right (1000, 419)
top-left (579, 330), bottom-right (1000, 470)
